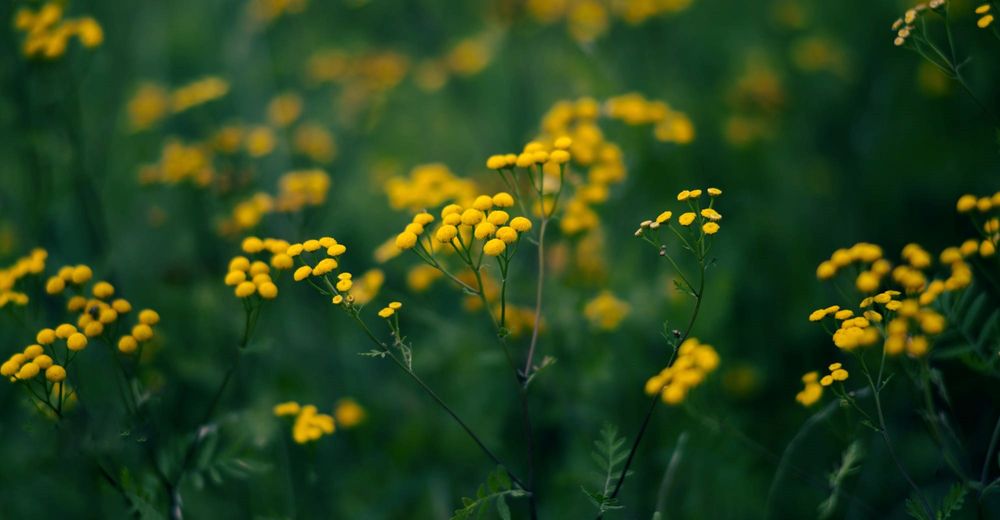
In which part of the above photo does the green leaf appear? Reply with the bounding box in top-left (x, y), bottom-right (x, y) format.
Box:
top-left (496, 496), bottom-right (511, 520)
top-left (937, 483), bottom-right (967, 520)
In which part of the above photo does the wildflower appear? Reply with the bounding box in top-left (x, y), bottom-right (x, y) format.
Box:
top-left (483, 239), bottom-right (506, 256)
top-left (583, 291), bottom-right (630, 330)
top-left (66, 333), bottom-right (88, 351)
top-left (510, 217), bottom-right (533, 232)
top-left (703, 222), bottom-right (720, 235)
top-left (118, 335), bottom-right (138, 354)
top-left (795, 372), bottom-right (823, 406)
top-left (645, 338), bottom-right (719, 406)
top-left (678, 212), bottom-right (696, 226)
top-left (377, 307), bottom-right (395, 318)
top-left (395, 231), bottom-right (418, 250)
top-left (45, 365), bottom-right (66, 382)
top-left (335, 398), bottom-right (366, 428)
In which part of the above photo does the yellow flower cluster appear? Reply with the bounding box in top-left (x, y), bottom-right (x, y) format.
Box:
top-left (635, 187), bottom-right (723, 239)
top-left (583, 290), bottom-right (630, 331)
top-left (220, 193), bottom-right (274, 235)
top-left (890, 1), bottom-right (946, 47)
top-left (820, 363), bottom-right (849, 387)
top-left (643, 338), bottom-right (720, 405)
top-left (976, 3), bottom-right (994, 29)
top-left (292, 123), bottom-right (338, 164)
top-left (274, 169), bottom-right (332, 213)
top-left (307, 49), bottom-right (409, 96)
top-left (526, 0), bottom-right (693, 44)
top-left (393, 194), bottom-right (532, 259)
top-left (384, 164), bottom-right (478, 212)
top-left (0, 248), bottom-right (46, 308)
top-left (815, 242), bottom-right (886, 287)
top-left (226, 237), bottom-right (295, 300)
top-left (867, 294), bottom-right (945, 357)
top-left (606, 93), bottom-right (695, 144)
top-left (44, 266), bottom-right (160, 353)
top-left (415, 33), bottom-right (499, 91)
top-left (956, 192), bottom-right (1000, 257)
top-left (793, 362), bottom-right (851, 407)
top-left (14, 3), bottom-right (102, 60)
top-left (377, 301), bottom-right (403, 319)
top-left (171, 77), bottom-right (231, 113)
top-left (138, 139), bottom-right (215, 187)
top-left (128, 77), bottom-right (230, 131)
top-left (273, 402), bottom-right (335, 444)
top-left (795, 371), bottom-right (823, 406)
top-left (274, 398), bottom-right (366, 444)
top-left (249, 0), bottom-right (307, 23)
top-left (540, 98), bottom-right (625, 235)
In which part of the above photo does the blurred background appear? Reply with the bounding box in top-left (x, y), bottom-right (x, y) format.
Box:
top-left (1, 0), bottom-right (999, 518)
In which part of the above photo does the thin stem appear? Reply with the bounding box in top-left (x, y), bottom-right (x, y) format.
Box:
top-left (599, 260), bottom-right (706, 515)
top-left (980, 413), bottom-right (1000, 492)
top-left (522, 218), bottom-right (549, 380)
top-left (862, 368), bottom-right (934, 519)
top-left (347, 312), bottom-right (527, 491)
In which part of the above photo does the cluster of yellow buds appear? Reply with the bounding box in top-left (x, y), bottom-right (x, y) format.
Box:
top-left (796, 371), bottom-right (823, 406)
top-left (820, 363), bottom-right (850, 387)
top-left (870, 295), bottom-right (945, 357)
top-left (137, 139), bottom-right (215, 187)
top-left (384, 164), bottom-right (478, 212)
top-left (274, 169), bottom-right (332, 212)
top-left (891, 2), bottom-right (946, 47)
top-left (273, 398), bottom-right (366, 444)
top-left (377, 301), bottom-right (403, 319)
top-left (292, 123), bottom-right (337, 164)
top-left (976, 3), bottom-right (994, 29)
top-left (956, 192), bottom-right (999, 257)
top-left (605, 93), bottom-right (695, 144)
top-left (0, 248), bottom-right (47, 308)
top-left (127, 77), bottom-right (231, 132)
top-left (829, 307), bottom-right (880, 351)
top-left (582, 290), bottom-right (631, 331)
top-left (815, 243), bottom-right (887, 291)
top-left (170, 77), bottom-right (230, 113)
top-left (14, 3), bottom-right (103, 60)
top-left (643, 338), bottom-right (720, 405)
top-left (394, 194), bottom-right (533, 259)
top-left (635, 187), bottom-right (723, 240)
top-left (226, 237), bottom-right (295, 300)
top-left (487, 138), bottom-right (572, 219)
top-left (795, 363), bottom-right (848, 406)
top-left (289, 237), bottom-right (347, 280)
top-left (525, 0), bottom-right (693, 44)
top-left (273, 402), bottom-right (335, 444)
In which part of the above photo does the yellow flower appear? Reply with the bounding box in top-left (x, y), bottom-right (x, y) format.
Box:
top-left (510, 217), bottom-right (532, 232)
top-left (118, 335), bottom-right (138, 354)
top-left (483, 239), bottom-right (506, 256)
top-left (273, 401), bottom-right (301, 416)
top-left (702, 222), bottom-right (720, 235)
top-left (67, 333), bottom-right (88, 351)
top-left (378, 307), bottom-right (395, 318)
top-left (45, 365), bottom-right (66, 382)
top-left (293, 266), bottom-right (312, 281)
top-left (678, 212), bottom-right (696, 226)
top-left (583, 291), bottom-right (630, 330)
top-left (335, 398), bottom-right (366, 428)
top-left (395, 231), bottom-right (418, 250)
top-left (656, 211), bottom-right (672, 223)
top-left (139, 309), bottom-right (160, 325)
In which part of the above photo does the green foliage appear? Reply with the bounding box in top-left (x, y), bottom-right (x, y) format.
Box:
top-left (450, 467), bottom-right (527, 520)
top-left (817, 441), bottom-right (864, 519)
top-left (582, 423), bottom-right (630, 515)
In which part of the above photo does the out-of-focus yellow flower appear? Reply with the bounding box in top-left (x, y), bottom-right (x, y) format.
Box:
top-left (583, 290), bottom-right (630, 330)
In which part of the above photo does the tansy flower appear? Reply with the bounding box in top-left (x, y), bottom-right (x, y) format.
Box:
top-left (678, 212), bottom-right (696, 226)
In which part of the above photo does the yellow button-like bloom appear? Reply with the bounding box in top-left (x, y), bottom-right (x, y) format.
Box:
top-left (395, 231), bottom-right (418, 250)
top-left (483, 239), bottom-right (506, 256)
top-left (678, 212), bottom-right (696, 226)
